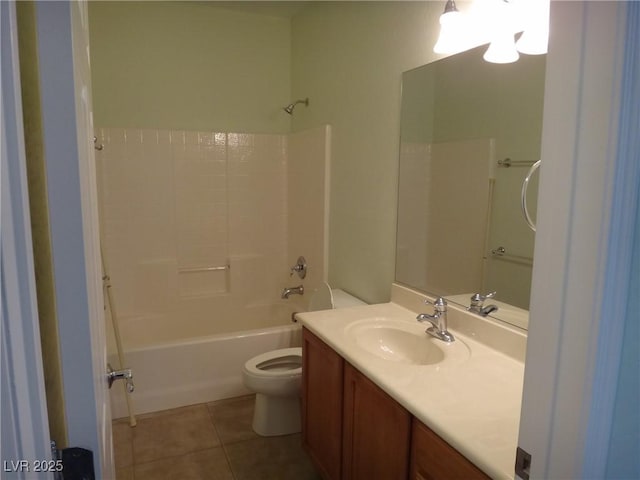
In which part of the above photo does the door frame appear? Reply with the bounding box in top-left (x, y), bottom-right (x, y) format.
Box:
top-left (518, 2), bottom-right (636, 478)
top-left (1, 0), bottom-right (52, 471)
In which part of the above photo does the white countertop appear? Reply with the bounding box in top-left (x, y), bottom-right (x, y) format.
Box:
top-left (296, 284), bottom-right (526, 480)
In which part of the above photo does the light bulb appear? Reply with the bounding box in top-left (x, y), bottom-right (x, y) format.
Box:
top-left (483, 0), bottom-right (519, 64)
top-left (433, 0), bottom-right (465, 55)
top-left (484, 33), bottom-right (519, 64)
top-left (516, 0), bottom-right (550, 55)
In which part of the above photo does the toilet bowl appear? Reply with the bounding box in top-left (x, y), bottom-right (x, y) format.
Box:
top-left (242, 347), bottom-right (302, 436)
top-left (242, 283), bottom-right (366, 436)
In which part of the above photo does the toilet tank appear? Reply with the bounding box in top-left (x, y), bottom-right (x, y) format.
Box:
top-left (331, 289), bottom-right (366, 309)
top-left (307, 282), bottom-right (367, 312)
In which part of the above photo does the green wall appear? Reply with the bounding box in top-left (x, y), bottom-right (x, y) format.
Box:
top-left (89, 2), bottom-right (292, 133)
top-left (291, 2), bottom-right (443, 303)
top-left (431, 45), bottom-right (545, 162)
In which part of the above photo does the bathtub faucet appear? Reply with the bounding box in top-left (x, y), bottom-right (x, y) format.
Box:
top-left (281, 285), bottom-right (304, 299)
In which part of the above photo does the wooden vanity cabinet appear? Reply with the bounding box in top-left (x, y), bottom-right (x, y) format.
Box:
top-left (410, 419), bottom-right (490, 480)
top-left (342, 362), bottom-right (411, 480)
top-left (303, 327), bottom-right (490, 480)
top-left (302, 328), bottom-right (344, 480)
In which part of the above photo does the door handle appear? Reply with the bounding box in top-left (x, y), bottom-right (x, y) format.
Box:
top-left (107, 363), bottom-right (134, 393)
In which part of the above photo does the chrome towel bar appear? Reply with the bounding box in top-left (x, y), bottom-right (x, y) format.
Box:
top-left (490, 246), bottom-right (533, 266)
top-left (497, 157), bottom-right (537, 168)
top-left (178, 265), bottom-right (230, 274)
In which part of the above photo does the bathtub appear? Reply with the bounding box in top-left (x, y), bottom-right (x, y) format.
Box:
top-left (109, 322), bottom-right (302, 419)
top-left (108, 288), bottom-right (365, 419)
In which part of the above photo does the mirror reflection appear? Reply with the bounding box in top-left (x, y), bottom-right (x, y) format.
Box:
top-left (396, 44), bottom-right (546, 329)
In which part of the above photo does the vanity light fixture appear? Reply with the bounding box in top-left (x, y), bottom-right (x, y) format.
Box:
top-left (433, 0), bottom-right (549, 63)
top-left (433, 0), bottom-right (465, 54)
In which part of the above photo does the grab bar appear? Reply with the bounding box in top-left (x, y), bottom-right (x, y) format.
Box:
top-left (498, 158), bottom-right (537, 168)
top-left (521, 160), bottom-right (541, 232)
top-left (490, 246), bottom-right (533, 266)
top-left (178, 265), bottom-right (230, 274)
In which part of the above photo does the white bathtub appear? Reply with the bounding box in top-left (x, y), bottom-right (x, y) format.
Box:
top-left (109, 323), bottom-right (302, 419)
top-left (108, 288), bottom-right (365, 419)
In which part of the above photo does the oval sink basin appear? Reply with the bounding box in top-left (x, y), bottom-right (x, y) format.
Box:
top-left (355, 326), bottom-right (444, 365)
top-left (345, 317), bottom-right (468, 366)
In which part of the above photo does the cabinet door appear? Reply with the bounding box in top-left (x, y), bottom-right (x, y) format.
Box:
top-left (302, 328), bottom-right (344, 480)
top-left (342, 363), bottom-right (411, 480)
top-left (410, 418), bottom-right (490, 480)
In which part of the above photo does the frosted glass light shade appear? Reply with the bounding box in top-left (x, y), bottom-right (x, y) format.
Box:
top-left (433, 8), bottom-right (465, 54)
top-left (483, 34), bottom-right (519, 64)
top-left (516, 28), bottom-right (548, 55)
top-left (516, 0), bottom-right (550, 55)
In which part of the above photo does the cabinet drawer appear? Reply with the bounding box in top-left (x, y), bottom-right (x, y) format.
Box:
top-left (410, 418), bottom-right (489, 480)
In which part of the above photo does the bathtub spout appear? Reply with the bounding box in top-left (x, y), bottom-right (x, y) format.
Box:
top-left (281, 285), bottom-right (304, 299)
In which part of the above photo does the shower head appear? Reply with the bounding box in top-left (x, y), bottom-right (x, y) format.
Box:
top-left (283, 98), bottom-right (309, 115)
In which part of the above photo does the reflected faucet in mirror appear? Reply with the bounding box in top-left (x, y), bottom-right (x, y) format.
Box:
top-left (468, 292), bottom-right (498, 317)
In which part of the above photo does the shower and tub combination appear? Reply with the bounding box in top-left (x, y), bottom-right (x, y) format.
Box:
top-left (96, 122), bottom-right (340, 425)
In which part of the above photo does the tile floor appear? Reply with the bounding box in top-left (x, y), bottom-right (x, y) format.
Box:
top-left (113, 395), bottom-right (320, 480)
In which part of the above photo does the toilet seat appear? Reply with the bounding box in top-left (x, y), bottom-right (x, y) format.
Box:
top-left (243, 347), bottom-right (302, 379)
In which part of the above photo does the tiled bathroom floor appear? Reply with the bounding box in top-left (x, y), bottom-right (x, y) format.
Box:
top-left (113, 395), bottom-right (320, 480)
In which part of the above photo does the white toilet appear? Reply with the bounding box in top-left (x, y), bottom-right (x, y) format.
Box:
top-left (242, 284), bottom-right (365, 436)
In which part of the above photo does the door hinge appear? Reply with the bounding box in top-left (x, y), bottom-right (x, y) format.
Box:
top-left (51, 440), bottom-right (63, 480)
top-left (515, 446), bottom-right (532, 480)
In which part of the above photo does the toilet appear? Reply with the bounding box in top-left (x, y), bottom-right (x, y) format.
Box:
top-left (242, 284), bottom-right (365, 436)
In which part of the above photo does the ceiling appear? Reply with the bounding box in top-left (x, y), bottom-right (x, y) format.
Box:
top-left (202, 1), bottom-right (310, 19)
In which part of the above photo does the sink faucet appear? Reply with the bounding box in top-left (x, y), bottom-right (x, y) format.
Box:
top-left (416, 297), bottom-right (455, 343)
top-left (281, 285), bottom-right (304, 299)
top-left (468, 291), bottom-right (498, 317)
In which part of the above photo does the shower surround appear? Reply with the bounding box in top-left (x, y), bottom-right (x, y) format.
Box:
top-left (95, 126), bottom-right (329, 415)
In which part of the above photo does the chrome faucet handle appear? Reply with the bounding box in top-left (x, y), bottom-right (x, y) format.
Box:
top-left (424, 296), bottom-right (447, 312)
top-left (289, 256), bottom-right (307, 279)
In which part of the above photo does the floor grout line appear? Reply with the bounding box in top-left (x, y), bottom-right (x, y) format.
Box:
top-left (206, 400), bottom-right (238, 480)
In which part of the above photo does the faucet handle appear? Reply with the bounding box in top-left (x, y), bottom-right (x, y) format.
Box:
top-left (289, 256), bottom-right (307, 279)
top-left (424, 296), bottom-right (447, 311)
top-left (470, 291), bottom-right (496, 305)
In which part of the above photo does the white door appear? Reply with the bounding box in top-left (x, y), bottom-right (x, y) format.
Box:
top-left (35, 1), bottom-right (113, 477)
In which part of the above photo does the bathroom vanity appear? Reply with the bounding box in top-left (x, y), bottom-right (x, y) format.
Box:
top-left (296, 284), bottom-right (527, 479)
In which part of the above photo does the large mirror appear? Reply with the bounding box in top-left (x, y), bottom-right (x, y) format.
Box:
top-left (396, 44), bottom-right (546, 330)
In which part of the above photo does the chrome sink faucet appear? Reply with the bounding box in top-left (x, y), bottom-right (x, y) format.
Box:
top-left (416, 297), bottom-right (455, 343)
top-left (468, 291), bottom-right (498, 316)
top-left (281, 285), bottom-right (304, 299)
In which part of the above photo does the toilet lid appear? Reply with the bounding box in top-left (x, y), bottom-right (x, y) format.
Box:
top-left (308, 282), bottom-right (334, 311)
